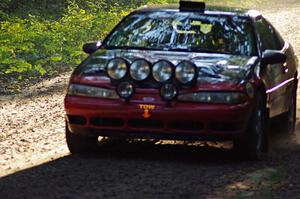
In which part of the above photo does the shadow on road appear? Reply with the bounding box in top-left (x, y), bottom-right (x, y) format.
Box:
top-left (0, 121), bottom-right (300, 198)
top-left (0, 141), bottom-right (250, 198)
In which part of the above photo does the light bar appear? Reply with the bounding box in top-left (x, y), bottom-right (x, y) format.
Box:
top-left (179, 0), bottom-right (205, 12)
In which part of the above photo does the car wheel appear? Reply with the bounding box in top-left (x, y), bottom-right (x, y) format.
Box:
top-left (234, 92), bottom-right (267, 160)
top-left (66, 125), bottom-right (98, 154)
top-left (281, 84), bottom-right (297, 134)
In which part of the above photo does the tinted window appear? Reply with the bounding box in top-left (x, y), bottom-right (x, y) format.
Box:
top-left (105, 11), bottom-right (257, 56)
top-left (254, 18), bottom-right (283, 51)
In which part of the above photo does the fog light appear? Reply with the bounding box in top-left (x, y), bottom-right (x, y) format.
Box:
top-left (152, 61), bottom-right (173, 82)
top-left (130, 59), bottom-right (151, 81)
top-left (175, 61), bottom-right (197, 84)
top-left (107, 58), bottom-right (128, 80)
top-left (117, 82), bottom-right (134, 99)
top-left (160, 84), bottom-right (177, 101)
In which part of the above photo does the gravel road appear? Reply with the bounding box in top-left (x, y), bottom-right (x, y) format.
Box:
top-left (1, 1), bottom-right (300, 198)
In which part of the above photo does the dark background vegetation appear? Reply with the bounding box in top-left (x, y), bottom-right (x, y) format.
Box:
top-left (0, 0), bottom-right (262, 90)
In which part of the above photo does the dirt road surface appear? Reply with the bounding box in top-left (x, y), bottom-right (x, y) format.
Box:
top-left (1, 1), bottom-right (300, 198)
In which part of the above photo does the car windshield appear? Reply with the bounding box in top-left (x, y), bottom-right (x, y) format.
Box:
top-left (105, 11), bottom-right (257, 56)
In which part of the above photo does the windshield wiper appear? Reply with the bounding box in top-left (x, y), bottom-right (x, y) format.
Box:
top-left (167, 48), bottom-right (191, 52)
top-left (106, 46), bottom-right (160, 51)
top-left (106, 45), bottom-right (231, 55)
top-left (167, 47), bottom-right (231, 54)
top-left (191, 48), bottom-right (231, 55)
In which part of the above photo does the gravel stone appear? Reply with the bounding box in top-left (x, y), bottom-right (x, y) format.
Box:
top-left (1, 2), bottom-right (300, 198)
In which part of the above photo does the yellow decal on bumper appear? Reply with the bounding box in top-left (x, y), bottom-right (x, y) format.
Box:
top-left (139, 104), bottom-right (156, 119)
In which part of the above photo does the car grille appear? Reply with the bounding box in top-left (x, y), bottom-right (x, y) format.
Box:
top-left (68, 115), bottom-right (241, 132)
top-left (169, 120), bottom-right (204, 130)
top-left (208, 122), bottom-right (243, 131)
top-left (128, 119), bottom-right (164, 129)
top-left (90, 117), bottom-right (124, 127)
top-left (67, 115), bottom-right (87, 125)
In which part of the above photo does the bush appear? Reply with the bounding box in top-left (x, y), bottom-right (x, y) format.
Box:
top-left (0, 0), bottom-right (263, 81)
top-left (0, 3), bottom-right (128, 79)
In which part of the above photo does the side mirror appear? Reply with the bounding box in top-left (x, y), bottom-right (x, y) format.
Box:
top-left (82, 41), bottom-right (102, 54)
top-left (261, 50), bottom-right (287, 65)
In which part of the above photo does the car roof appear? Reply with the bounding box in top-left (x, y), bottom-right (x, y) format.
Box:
top-left (134, 4), bottom-right (262, 20)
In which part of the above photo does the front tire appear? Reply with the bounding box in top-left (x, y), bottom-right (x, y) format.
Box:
top-left (66, 124), bottom-right (98, 154)
top-left (234, 92), bottom-right (267, 160)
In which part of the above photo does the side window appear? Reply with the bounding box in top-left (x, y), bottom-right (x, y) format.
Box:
top-left (254, 18), bottom-right (283, 51)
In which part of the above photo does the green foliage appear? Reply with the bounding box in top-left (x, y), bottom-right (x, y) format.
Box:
top-left (0, 2), bottom-right (128, 79)
top-left (0, 0), bottom-right (263, 81)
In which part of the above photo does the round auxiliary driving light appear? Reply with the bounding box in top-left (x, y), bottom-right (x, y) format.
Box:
top-left (107, 58), bottom-right (128, 80)
top-left (160, 84), bottom-right (177, 101)
top-left (117, 82), bottom-right (134, 99)
top-left (175, 61), bottom-right (197, 84)
top-left (130, 59), bottom-right (151, 81)
top-left (152, 61), bottom-right (173, 82)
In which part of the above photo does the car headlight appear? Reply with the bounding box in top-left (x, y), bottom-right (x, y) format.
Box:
top-left (178, 92), bottom-right (247, 104)
top-left (152, 61), bottom-right (173, 82)
top-left (107, 58), bottom-right (128, 80)
top-left (130, 59), bottom-right (151, 81)
top-left (68, 84), bottom-right (119, 99)
top-left (175, 61), bottom-right (197, 84)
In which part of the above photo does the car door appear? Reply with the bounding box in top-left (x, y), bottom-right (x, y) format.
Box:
top-left (254, 18), bottom-right (289, 117)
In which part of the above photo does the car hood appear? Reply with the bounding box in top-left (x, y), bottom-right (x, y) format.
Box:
top-left (81, 49), bottom-right (259, 84)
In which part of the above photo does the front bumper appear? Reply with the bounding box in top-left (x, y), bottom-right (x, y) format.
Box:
top-left (65, 95), bottom-right (253, 141)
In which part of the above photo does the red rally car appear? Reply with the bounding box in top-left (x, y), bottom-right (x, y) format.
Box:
top-left (64, 1), bottom-right (298, 159)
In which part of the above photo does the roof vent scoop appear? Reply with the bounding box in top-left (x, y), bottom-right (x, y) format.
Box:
top-left (179, 0), bottom-right (206, 12)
